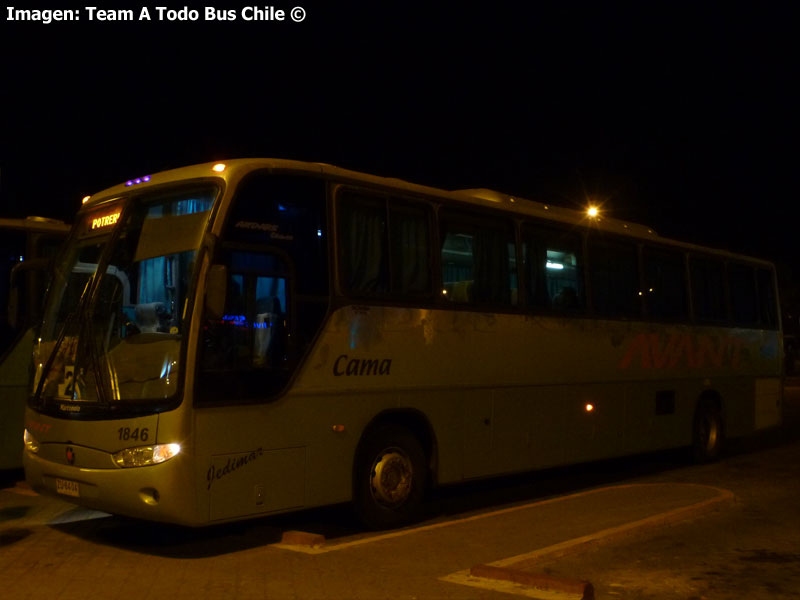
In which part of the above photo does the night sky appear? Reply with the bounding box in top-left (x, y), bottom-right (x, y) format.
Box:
top-left (1, 4), bottom-right (796, 275)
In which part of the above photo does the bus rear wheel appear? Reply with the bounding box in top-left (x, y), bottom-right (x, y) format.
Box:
top-left (692, 399), bottom-right (724, 463)
top-left (354, 426), bottom-right (427, 530)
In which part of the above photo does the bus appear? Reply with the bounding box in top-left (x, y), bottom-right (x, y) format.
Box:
top-left (22, 160), bottom-right (783, 528)
top-left (1, 216), bottom-right (69, 469)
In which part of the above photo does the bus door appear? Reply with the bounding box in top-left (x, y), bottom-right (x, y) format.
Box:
top-left (196, 172), bottom-right (329, 520)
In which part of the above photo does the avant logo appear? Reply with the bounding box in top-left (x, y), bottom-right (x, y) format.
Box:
top-left (619, 333), bottom-right (746, 370)
top-left (333, 354), bottom-right (392, 377)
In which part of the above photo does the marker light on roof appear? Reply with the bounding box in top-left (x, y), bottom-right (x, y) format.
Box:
top-left (587, 206), bottom-right (599, 218)
top-left (212, 163), bottom-right (226, 172)
top-left (125, 175), bottom-right (152, 187)
top-left (82, 196), bottom-right (91, 204)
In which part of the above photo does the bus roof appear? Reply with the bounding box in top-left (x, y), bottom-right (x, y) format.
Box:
top-left (80, 158), bottom-right (772, 267)
top-left (0, 216), bottom-right (69, 234)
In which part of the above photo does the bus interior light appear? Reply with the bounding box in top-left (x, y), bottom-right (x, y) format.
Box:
top-left (585, 403), bottom-right (594, 412)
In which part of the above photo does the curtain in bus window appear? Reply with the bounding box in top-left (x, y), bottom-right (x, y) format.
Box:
top-left (390, 206), bottom-right (431, 294)
top-left (523, 234), bottom-right (545, 307)
top-left (441, 218), bottom-right (515, 306)
top-left (340, 198), bottom-right (388, 293)
top-left (473, 227), bottom-right (512, 305)
top-left (508, 242), bottom-right (518, 305)
top-left (175, 198), bottom-right (212, 215)
top-left (138, 257), bottom-right (166, 304)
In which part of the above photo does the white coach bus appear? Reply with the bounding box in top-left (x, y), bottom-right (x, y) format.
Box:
top-left (1, 216), bottom-right (68, 469)
top-left (23, 160), bottom-right (783, 527)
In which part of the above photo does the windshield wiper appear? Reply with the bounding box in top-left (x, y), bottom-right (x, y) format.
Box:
top-left (32, 299), bottom-right (90, 409)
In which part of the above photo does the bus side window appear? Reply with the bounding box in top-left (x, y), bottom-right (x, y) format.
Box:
top-left (389, 203), bottom-right (432, 296)
top-left (440, 214), bottom-right (516, 306)
top-left (337, 190), bottom-right (433, 298)
top-left (523, 225), bottom-right (584, 311)
top-left (756, 268), bottom-right (778, 329)
top-left (643, 247), bottom-right (688, 320)
top-left (588, 237), bottom-right (641, 318)
top-left (690, 256), bottom-right (726, 323)
top-left (338, 192), bottom-right (389, 294)
top-left (728, 263), bottom-right (758, 327)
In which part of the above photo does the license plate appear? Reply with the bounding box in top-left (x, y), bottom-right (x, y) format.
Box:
top-left (56, 478), bottom-right (80, 498)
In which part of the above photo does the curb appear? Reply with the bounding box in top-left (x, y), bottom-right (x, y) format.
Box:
top-left (470, 564), bottom-right (594, 599)
top-left (280, 530), bottom-right (326, 547)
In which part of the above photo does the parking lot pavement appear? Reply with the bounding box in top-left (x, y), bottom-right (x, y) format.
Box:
top-left (512, 441), bottom-right (800, 599)
top-left (1, 475), bottom-right (737, 600)
top-left (436, 483), bottom-right (732, 599)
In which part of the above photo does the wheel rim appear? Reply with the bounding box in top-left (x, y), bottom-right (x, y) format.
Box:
top-left (369, 447), bottom-right (413, 507)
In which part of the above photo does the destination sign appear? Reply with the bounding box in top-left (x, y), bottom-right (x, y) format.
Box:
top-left (91, 211), bottom-right (121, 230)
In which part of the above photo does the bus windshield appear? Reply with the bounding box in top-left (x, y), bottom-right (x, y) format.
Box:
top-left (33, 186), bottom-right (216, 409)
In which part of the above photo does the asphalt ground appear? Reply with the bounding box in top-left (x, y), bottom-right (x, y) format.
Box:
top-left (0, 478), bottom-right (737, 599)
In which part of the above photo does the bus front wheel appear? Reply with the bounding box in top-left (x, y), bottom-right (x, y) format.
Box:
top-left (692, 398), bottom-right (724, 463)
top-left (354, 426), bottom-right (427, 530)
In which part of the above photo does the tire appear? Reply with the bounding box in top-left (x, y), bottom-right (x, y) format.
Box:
top-left (354, 425), bottom-right (428, 530)
top-left (692, 398), bottom-right (724, 463)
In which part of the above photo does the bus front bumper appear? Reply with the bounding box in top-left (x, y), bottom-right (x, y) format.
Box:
top-left (23, 449), bottom-right (203, 526)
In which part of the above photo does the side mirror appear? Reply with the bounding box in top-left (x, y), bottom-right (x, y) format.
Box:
top-left (205, 264), bottom-right (228, 320)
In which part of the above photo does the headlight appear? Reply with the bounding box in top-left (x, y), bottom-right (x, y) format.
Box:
top-left (24, 429), bottom-right (40, 454)
top-left (113, 443), bottom-right (181, 468)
